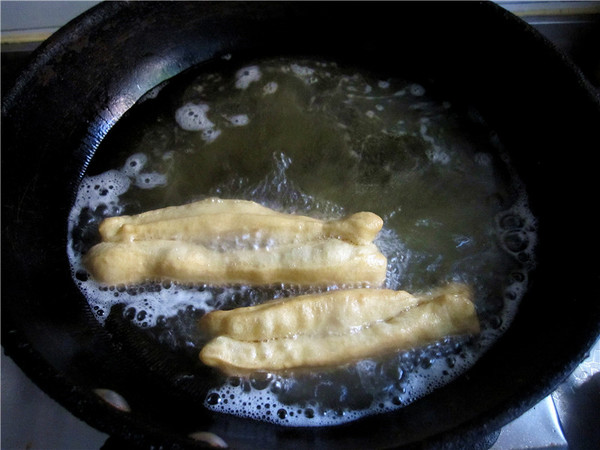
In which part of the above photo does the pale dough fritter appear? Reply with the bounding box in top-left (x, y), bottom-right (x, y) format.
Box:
top-left (84, 239), bottom-right (387, 286)
top-left (199, 284), bottom-right (479, 374)
top-left (99, 198), bottom-right (383, 246)
top-left (85, 198), bottom-right (386, 286)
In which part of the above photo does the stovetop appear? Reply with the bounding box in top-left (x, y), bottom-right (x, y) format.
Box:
top-left (2, 2), bottom-right (599, 449)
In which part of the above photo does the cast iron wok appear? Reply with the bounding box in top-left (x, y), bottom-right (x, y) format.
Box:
top-left (2, 2), bottom-right (600, 449)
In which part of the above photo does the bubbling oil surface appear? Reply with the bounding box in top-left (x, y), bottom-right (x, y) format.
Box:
top-left (67, 58), bottom-right (536, 426)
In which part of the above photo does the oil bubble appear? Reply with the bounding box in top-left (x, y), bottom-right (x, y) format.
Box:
top-left (250, 372), bottom-right (273, 390)
top-left (206, 393), bottom-right (221, 405)
top-left (503, 230), bottom-right (529, 253)
top-left (499, 213), bottom-right (524, 230)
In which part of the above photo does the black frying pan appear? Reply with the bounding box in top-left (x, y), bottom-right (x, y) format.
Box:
top-left (3, 2), bottom-right (600, 448)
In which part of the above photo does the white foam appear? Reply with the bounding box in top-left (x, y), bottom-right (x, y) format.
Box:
top-left (121, 153), bottom-right (148, 177)
top-left (201, 128), bottom-right (222, 143)
top-left (205, 380), bottom-right (368, 426)
top-left (175, 103), bottom-right (214, 131)
top-left (226, 114), bottom-right (250, 126)
top-left (420, 118), bottom-right (450, 164)
top-left (68, 170), bottom-right (131, 237)
top-left (290, 64), bottom-right (315, 77)
top-left (135, 172), bottom-right (167, 189)
top-left (497, 196), bottom-right (538, 264)
top-left (76, 277), bottom-right (217, 327)
top-left (290, 64), bottom-right (318, 84)
top-left (474, 152), bottom-right (492, 167)
top-left (263, 81), bottom-right (278, 95)
top-left (235, 66), bottom-right (261, 89)
top-left (409, 83), bottom-right (426, 96)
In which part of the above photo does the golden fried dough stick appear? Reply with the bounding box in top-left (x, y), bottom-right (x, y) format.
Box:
top-left (84, 239), bottom-right (387, 287)
top-left (199, 284), bottom-right (479, 375)
top-left (99, 198), bottom-right (280, 240)
top-left (99, 198), bottom-right (383, 245)
top-left (200, 288), bottom-right (421, 341)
